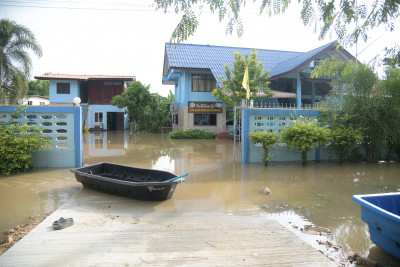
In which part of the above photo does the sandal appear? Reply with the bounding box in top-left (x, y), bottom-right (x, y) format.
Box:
top-left (52, 217), bottom-right (74, 230)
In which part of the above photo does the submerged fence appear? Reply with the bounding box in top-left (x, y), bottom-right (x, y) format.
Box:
top-left (0, 106), bottom-right (82, 168)
top-left (241, 108), bottom-right (334, 163)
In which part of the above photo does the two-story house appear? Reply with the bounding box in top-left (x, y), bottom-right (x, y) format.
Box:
top-left (162, 41), bottom-right (354, 134)
top-left (34, 74), bottom-right (135, 131)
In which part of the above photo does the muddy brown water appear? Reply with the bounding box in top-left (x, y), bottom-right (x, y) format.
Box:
top-left (1, 131), bottom-right (400, 264)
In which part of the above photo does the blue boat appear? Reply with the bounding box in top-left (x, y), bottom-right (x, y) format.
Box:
top-left (353, 193), bottom-right (400, 259)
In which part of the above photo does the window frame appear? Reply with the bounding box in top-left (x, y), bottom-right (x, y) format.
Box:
top-left (95, 112), bottom-right (103, 123)
top-left (191, 74), bottom-right (216, 92)
top-left (194, 114), bottom-right (217, 126)
top-left (57, 83), bottom-right (70, 94)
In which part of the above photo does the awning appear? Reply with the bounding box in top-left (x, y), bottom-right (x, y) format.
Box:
top-left (253, 90), bottom-right (297, 99)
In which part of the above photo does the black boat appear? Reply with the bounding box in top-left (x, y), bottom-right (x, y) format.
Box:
top-left (70, 162), bottom-right (185, 201)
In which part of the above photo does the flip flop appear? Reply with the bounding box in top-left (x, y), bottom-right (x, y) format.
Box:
top-left (52, 217), bottom-right (74, 230)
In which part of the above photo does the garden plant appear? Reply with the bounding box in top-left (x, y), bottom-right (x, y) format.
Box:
top-left (249, 131), bottom-right (278, 165)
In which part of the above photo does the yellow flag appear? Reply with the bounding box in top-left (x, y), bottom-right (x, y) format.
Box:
top-left (242, 66), bottom-right (250, 100)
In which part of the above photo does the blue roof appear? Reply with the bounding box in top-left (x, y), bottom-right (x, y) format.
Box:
top-left (269, 41), bottom-right (337, 77)
top-left (164, 41), bottom-right (340, 87)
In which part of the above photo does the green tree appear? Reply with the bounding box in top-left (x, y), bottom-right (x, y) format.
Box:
top-left (249, 131), bottom-right (278, 165)
top-left (0, 19), bottom-right (42, 104)
top-left (111, 81), bottom-right (152, 132)
top-left (312, 58), bottom-right (398, 162)
top-left (379, 67), bottom-right (400, 161)
top-left (281, 117), bottom-right (330, 165)
top-left (0, 106), bottom-right (48, 175)
top-left (138, 93), bottom-right (172, 133)
top-left (212, 50), bottom-right (272, 108)
top-left (28, 74), bottom-right (50, 97)
top-left (7, 73), bottom-right (28, 105)
top-left (154, 0), bottom-right (400, 46)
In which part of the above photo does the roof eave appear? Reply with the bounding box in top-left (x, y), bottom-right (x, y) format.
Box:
top-left (270, 42), bottom-right (348, 80)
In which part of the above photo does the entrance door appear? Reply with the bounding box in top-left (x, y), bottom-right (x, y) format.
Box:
top-left (107, 112), bottom-right (124, 131)
top-left (107, 112), bottom-right (116, 131)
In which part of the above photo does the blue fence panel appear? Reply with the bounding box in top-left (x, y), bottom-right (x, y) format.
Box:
top-left (242, 108), bottom-right (334, 163)
top-left (0, 106), bottom-right (82, 167)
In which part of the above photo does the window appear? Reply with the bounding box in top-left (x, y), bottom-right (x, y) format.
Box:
top-left (27, 101), bottom-right (32, 105)
top-left (40, 102), bottom-right (46, 105)
top-left (174, 114), bottom-right (178, 125)
top-left (192, 74), bottom-right (216, 92)
top-left (194, 114), bottom-right (217, 126)
top-left (57, 83), bottom-right (70, 94)
top-left (95, 112), bottom-right (103, 123)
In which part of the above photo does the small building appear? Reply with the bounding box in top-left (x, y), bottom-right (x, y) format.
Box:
top-left (34, 74), bottom-right (135, 131)
top-left (18, 95), bottom-right (49, 106)
top-left (162, 41), bottom-right (354, 133)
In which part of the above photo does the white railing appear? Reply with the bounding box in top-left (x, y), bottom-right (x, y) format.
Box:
top-left (253, 102), bottom-right (324, 110)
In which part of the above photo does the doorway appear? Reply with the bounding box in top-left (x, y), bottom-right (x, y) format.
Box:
top-left (107, 112), bottom-right (124, 131)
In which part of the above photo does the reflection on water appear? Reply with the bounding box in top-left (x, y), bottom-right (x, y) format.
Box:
top-left (2, 131), bottom-right (400, 263)
top-left (0, 168), bottom-right (80, 234)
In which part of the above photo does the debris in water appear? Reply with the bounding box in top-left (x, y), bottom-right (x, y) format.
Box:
top-left (260, 187), bottom-right (272, 195)
top-left (302, 225), bottom-right (331, 235)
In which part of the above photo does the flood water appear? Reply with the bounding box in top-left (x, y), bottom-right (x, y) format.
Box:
top-left (1, 131), bottom-right (400, 264)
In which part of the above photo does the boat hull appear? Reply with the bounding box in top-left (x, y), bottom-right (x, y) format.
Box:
top-left (353, 193), bottom-right (400, 259)
top-left (71, 162), bottom-right (178, 201)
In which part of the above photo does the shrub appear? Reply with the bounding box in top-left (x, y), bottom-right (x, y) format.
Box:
top-left (281, 117), bottom-right (330, 165)
top-left (0, 107), bottom-right (49, 175)
top-left (249, 131), bottom-right (279, 165)
top-left (168, 129), bottom-right (216, 139)
top-left (329, 126), bottom-right (363, 163)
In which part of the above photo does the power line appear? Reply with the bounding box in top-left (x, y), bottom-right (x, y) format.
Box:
top-left (0, 3), bottom-right (158, 12)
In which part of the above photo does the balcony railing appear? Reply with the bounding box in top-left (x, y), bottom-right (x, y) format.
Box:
top-left (252, 102), bottom-right (323, 110)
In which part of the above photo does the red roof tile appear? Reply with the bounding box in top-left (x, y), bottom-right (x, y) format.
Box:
top-left (34, 74), bottom-right (135, 81)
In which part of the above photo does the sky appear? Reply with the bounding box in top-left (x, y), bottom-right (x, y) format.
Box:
top-left (1, 0), bottom-right (399, 97)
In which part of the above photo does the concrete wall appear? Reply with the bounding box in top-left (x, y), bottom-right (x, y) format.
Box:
top-left (241, 108), bottom-right (335, 163)
top-left (0, 106), bottom-right (82, 167)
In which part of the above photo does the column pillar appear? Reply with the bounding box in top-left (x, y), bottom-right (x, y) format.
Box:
top-left (296, 72), bottom-right (302, 109)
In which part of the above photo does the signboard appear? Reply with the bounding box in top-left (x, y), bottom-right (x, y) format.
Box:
top-left (188, 101), bottom-right (223, 113)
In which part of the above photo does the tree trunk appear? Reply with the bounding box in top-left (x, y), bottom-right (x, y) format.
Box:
top-left (385, 145), bottom-right (393, 162)
top-left (338, 152), bottom-right (344, 163)
top-left (301, 151), bottom-right (308, 165)
top-left (363, 137), bottom-right (371, 163)
top-left (264, 148), bottom-right (269, 166)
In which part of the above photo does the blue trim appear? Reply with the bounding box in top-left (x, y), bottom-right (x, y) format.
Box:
top-left (242, 108), bottom-right (250, 163)
top-left (73, 107), bottom-right (83, 167)
top-left (183, 72), bottom-right (190, 106)
top-left (0, 106), bottom-right (78, 113)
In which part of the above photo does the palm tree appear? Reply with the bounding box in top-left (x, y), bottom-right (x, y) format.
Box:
top-left (0, 19), bottom-right (42, 104)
